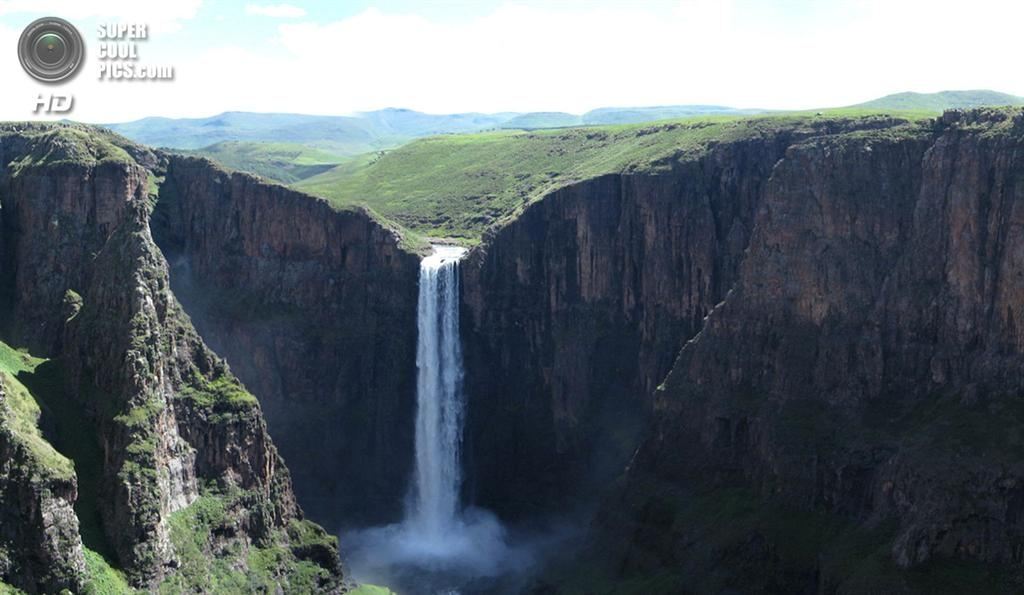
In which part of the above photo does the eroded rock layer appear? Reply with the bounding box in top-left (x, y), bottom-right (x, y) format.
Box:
top-left (153, 156), bottom-right (421, 527)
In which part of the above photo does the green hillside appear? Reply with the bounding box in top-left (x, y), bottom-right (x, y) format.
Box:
top-left (501, 112), bottom-right (584, 129)
top-left (0, 339), bottom-right (132, 593)
top-left (294, 109), bottom-right (932, 244)
top-left (180, 141), bottom-right (349, 184)
top-left (852, 90), bottom-right (1024, 111)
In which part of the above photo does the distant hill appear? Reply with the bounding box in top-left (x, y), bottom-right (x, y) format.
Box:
top-left (105, 105), bottom-right (763, 156)
top-left (356, 108), bottom-right (513, 137)
top-left (178, 141), bottom-right (350, 184)
top-left (500, 112), bottom-right (583, 129)
top-left (105, 92), bottom-right (1024, 158)
top-left (107, 112), bottom-right (388, 155)
top-left (105, 109), bottom-right (513, 156)
top-left (852, 90), bottom-right (1024, 111)
top-left (582, 105), bottom-right (757, 125)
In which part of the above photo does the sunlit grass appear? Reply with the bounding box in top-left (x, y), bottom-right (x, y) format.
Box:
top-left (295, 111), bottom-right (933, 243)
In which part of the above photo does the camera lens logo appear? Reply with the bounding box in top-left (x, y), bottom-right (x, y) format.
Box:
top-left (18, 17), bottom-right (84, 83)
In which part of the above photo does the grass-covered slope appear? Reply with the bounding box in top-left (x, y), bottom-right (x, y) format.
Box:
top-left (852, 89), bottom-right (1024, 111)
top-left (295, 110), bottom-right (933, 243)
top-left (0, 340), bottom-right (131, 594)
top-left (0, 343), bottom-right (73, 480)
top-left (179, 141), bottom-right (349, 184)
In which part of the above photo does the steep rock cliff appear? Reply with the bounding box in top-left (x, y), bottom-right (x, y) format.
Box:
top-left (593, 109), bottom-right (1024, 591)
top-left (0, 124), bottom-right (343, 592)
top-left (460, 117), bottom-right (908, 517)
top-left (153, 156), bottom-right (421, 527)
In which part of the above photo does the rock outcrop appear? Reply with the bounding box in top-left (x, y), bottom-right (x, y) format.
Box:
top-left (0, 124), bottom-right (343, 592)
top-left (0, 382), bottom-right (85, 594)
top-left (152, 157), bottom-right (421, 526)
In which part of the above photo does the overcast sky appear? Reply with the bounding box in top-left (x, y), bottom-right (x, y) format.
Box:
top-left (0, 0), bottom-right (1021, 123)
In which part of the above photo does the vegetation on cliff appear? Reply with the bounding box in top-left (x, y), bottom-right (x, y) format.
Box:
top-left (0, 340), bottom-right (133, 593)
top-left (0, 343), bottom-right (73, 480)
top-left (0, 123), bottom-right (344, 593)
top-left (159, 487), bottom-right (339, 594)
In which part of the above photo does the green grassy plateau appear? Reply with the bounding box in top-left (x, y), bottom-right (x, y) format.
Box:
top-left (295, 109), bottom-right (935, 244)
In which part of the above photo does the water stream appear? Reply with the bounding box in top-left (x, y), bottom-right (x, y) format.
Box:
top-left (410, 245), bottom-right (468, 541)
top-left (344, 245), bottom-right (563, 594)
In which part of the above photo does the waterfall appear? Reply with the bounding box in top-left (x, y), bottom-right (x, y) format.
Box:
top-left (345, 244), bottom-right (541, 592)
top-left (410, 245), bottom-right (467, 538)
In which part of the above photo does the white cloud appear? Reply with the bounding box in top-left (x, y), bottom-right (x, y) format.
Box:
top-left (245, 4), bottom-right (306, 19)
top-left (0, 0), bottom-right (202, 34)
top-left (2, 0), bottom-right (1024, 122)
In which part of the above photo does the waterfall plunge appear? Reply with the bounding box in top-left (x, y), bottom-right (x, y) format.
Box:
top-left (344, 245), bottom-right (549, 593)
top-left (411, 245), bottom-right (467, 538)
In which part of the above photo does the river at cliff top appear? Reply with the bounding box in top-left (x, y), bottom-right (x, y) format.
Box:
top-left (341, 246), bottom-right (576, 594)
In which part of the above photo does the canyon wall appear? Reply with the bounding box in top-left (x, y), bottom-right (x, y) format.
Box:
top-left (153, 157), bottom-right (421, 527)
top-left (4, 108), bottom-right (1019, 592)
top-left (456, 110), bottom-right (1024, 590)
top-left (460, 118), bottom-right (907, 517)
top-left (594, 110), bottom-right (1024, 591)
top-left (0, 125), bottom-right (341, 592)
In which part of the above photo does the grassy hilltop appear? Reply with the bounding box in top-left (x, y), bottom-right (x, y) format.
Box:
top-left (851, 90), bottom-right (1024, 111)
top-left (294, 109), bottom-right (934, 244)
top-left (178, 141), bottom-right (349, 184)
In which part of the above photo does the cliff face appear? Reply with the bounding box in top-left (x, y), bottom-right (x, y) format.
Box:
top-left (460, 119), bottom-right (902, 517)
top-left (0, 382), bottom-right (85, 594)
top-left (460, 153), bottom-right (770, 515)
top-left (5, 109), bottom-right (1021, 592)
top-left (153, 157), bottom-right (421, 526)
top-left (592, 110), bottom-right (1024, 591)
top-left (0, 125), bottom-right (342, 592)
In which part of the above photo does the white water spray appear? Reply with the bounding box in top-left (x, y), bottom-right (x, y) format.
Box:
top-left (411, 245), bottom-right (467, 538)
top-left (344, 246), bottom-right (557, 593)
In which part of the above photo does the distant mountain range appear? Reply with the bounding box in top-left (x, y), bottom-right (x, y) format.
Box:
top-left (104, 105), bottom-right (762, 155)
top-left (102, 90), bottom-right (1024, 184)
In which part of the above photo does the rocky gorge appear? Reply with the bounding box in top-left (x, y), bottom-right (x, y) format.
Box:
top-left (1, 108), bottom-right (1023, 593)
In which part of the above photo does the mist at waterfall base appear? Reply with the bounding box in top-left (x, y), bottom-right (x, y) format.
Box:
top-left (343, 246), bottom-right (576, 594)
top-left (344, 507), bottom-right (579, 594)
